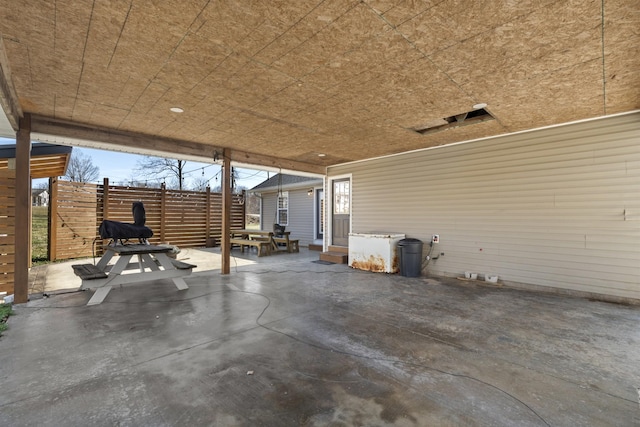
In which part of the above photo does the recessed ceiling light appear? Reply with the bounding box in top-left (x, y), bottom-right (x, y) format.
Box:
top-left (170, 107), bottom-right (184, 113)
top-left (318, 153), bottom-right (326, 157)
top-left (472, 103), bottom-right (487, 110)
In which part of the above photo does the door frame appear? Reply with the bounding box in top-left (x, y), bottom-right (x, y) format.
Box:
top-left (325, 173), bottom-right (352, 250)
top-left (314, 187), bottom-right (324, 241)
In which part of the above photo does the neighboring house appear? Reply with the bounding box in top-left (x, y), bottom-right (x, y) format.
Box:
top-left (250, 174), bottom-right (324, 248)
top-left (32, 189), bottom-right (48, 206)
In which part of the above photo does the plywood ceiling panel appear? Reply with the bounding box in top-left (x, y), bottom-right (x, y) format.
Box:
top-left (603, 0), bottom-right (640, 114)
top-left (1, 0), bottom-right (638, 172)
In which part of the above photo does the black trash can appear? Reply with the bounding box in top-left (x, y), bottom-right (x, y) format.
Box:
top-left (397, 238), bottom-right (424, 277)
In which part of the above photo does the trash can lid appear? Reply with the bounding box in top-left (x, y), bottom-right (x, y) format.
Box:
top-left (397, 238), bottom-right (423, 245)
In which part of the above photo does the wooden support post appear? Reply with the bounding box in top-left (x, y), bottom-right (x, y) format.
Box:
top-left (28, 183), bottom-right (32, 268)
top-left (48, 177), bottom-right (57, 261)
top-left (221, 149), bottom-right (231, 274)
top-left (14, 113), bottom-right (30, 303)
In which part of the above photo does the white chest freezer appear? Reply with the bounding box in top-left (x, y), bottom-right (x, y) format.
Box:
top-left (348, 233), bottom-right (405, 273)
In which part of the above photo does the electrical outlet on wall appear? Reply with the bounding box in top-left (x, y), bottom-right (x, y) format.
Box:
top-left (432, 234), bottom-right (439, 243)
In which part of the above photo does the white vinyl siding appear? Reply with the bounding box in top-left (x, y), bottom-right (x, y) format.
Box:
top-left (328, 112), bottom-right (640, 300)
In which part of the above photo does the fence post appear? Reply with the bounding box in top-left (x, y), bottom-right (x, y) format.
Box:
top-left (102, 177), bottom-right (109, 219)
top-left (241, 190), bottom-right (247, 228)
top-left (97, 178), bottom-right (109, 255)
top-left (160, 183), bottom-right (166, 243)
top-left (205, 186), bottom-right (212, 246)
top-left (48, 177), bottom-right (58, 261)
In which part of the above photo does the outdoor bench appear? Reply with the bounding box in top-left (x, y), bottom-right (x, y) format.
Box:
top-left (72, 263), bottom-right (108, 280)
top-left (229, 238), bottom-right (271, 256)
top-left (273, 237), bottom-right (299, 253)
top-left (171, 259), bottom-right (197, 270)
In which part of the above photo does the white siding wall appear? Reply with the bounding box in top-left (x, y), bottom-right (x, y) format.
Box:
top-left (260, 188), bottom-right (316, 247)
top-left (328, 113), bottom-right (640, 300)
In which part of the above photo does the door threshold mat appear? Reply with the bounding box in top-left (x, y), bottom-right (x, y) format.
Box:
top-left (312, 260), bottom-right (335, 265)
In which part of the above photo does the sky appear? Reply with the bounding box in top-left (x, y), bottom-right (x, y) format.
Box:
top-left (0, 137), bottom-right (272, 190)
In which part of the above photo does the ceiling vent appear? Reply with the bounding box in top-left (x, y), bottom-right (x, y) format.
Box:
top-left (412, 108), bottom-right (495, 135)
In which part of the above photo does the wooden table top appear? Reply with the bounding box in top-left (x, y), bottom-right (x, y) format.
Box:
top-left (231, 229), bottom-right (273, 235)
top-left (231, 229), bottom-right (289, 235)
top-left (104, 244), bottom-right (172, 254)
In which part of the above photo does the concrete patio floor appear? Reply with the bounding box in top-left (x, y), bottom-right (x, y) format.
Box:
top-left (2, 248), bottom-right (639, 426)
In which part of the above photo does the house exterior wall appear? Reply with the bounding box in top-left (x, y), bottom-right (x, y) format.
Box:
top-left (327, 112), bottom-right (640, 300)
top-left (260, 188), bottom-right (317, 247)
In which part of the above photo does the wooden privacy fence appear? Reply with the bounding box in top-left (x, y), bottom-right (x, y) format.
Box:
top-left (0, 169), bottom-right (16, 294)
top-left (50, 178), bottom-right (246, 261)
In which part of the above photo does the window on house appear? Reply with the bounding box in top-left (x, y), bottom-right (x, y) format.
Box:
top-left (277, 191), bottom-right (288, 225)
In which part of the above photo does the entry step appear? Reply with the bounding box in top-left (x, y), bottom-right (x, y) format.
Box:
top-left (328, 245), bottom-right (348, 254)
top-left (319, 251), bottom-right (348, 264)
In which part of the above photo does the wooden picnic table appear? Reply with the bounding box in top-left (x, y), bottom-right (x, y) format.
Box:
top-left (72, 244), bottom-right (196, 306)
top-left (230, 229), bottom-right (297, 254)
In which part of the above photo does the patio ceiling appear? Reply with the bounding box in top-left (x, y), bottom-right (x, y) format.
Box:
top-left (0, 1), bottom-right (638, 174)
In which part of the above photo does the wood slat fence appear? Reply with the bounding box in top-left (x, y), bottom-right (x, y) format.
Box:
top-left (0, 169), bottom-right (16, 294)
top-left (50, 178), bottom-right (246, 261)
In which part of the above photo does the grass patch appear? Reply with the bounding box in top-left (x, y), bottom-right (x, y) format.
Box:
top-left (32, 205), bottom-right (49, 265)
top-left (0, 304), bottom-right (14, 336)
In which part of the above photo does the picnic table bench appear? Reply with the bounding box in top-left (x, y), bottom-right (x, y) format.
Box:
top-left (273, 236), bottom-right (299, 253)
top-left (72, 244), bottom-right (196, 306)
top-left (230, 229), bottom-right (298, 255)
top-left (229, 237), bottom-right (271, 256)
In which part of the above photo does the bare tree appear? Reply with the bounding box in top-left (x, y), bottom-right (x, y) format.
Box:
top-left (246, 192), bottom-right (260, 215)
top-left (134, 157), bottom-right (186, 190)
top-left (64, 151), bottom-right (100, 183)
top-left (117, 174), bottom-right (163, 188)
top-left (33, 180), bottom-right (49, 190)
top-left (190, 177), bottom-right (211, 192)
top-left (210, 168), bottom-right (241, 193)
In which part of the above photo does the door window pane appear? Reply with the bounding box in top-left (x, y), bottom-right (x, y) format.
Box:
top-left (334, 181), bottom-right (349, 214)
top-left (319, 190), bottom-right (324, 235)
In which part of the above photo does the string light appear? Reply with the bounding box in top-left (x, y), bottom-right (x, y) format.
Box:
top-left (75, 156), bottom-right (270, 189)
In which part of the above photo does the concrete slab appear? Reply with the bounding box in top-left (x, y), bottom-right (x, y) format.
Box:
top-left (28, 247), bottom-right (258, 294)
top-left (3, 248), bottom-right (640, 426)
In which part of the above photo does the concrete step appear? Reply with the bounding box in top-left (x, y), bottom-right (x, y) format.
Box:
top-left (320, 251), bottom-right (348, 264)
top-left (328, 245), bottom-right (349, 254)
